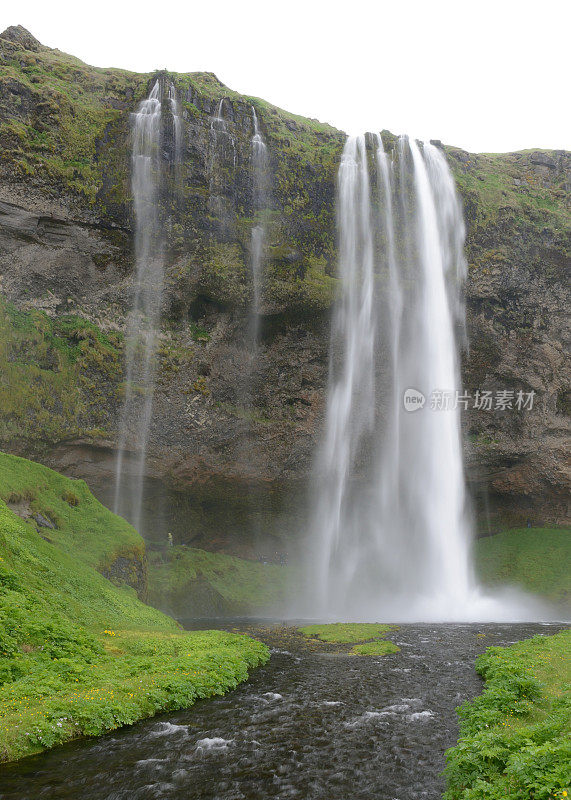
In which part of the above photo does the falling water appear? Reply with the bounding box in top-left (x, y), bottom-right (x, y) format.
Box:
top-left (167, 81), bottom-right (183, 166)
top-left (312, 135), bottom-right (376, 610)
top-left (114, 81), bottom-right (164, 532)
top-left (310, 133), bottom-right (520, 621)
top-left (210, 99), bottom-right (237, 167)
top-left (249, 106), bottom-right (268, 343)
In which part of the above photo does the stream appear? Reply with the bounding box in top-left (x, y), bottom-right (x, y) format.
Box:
top-left (0, 622), bottom-right (563, 800)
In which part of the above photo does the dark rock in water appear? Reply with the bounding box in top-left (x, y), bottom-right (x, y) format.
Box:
top-left (0, 25), bottom-right (42, 52)
top-left (33, 513), bottom-right (56, 530)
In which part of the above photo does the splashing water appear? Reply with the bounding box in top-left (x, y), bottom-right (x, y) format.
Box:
top-left (114, 81), bottom-right (164, 532)
top-left (309, 133), bottom-right (542, 621)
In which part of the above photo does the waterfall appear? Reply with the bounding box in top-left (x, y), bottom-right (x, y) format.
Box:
top-left (167, 81), bottom-right (182, 166)
top-left (309, 133), bottom-right (513, 621)
top-left (249, 106), bottom-right (268, 343)
top-left (208, 98), bottom-right (236, 231)
top-left (210, 98), bottom-right (236, 167)
top-left (312, 135), bottom-right (376, 611)
top-left (113, 80), bottom-right (165, 533)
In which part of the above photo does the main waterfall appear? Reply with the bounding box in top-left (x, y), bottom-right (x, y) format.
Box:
top-left (310, 133), bottom-right (495, 620)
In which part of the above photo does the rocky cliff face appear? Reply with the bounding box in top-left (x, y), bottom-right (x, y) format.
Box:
top-left (0, 26), bottom-right (568, 554)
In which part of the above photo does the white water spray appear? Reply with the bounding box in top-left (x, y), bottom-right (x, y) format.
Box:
top-left (310, 134), bottom-right (538, 621)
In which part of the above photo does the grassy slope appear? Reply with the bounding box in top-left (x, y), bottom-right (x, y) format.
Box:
top-left (0, 452), bottom-right (269, 762)
top-left (474, 528), bottom-right (571, 606)
top-left (444, 629), bottom-right (571, 799)
top-left (0, 450), bottom-right (141, 576)
top-left (148, 545), bottom-right (294, 617)
top-left (449, 148), bottom-right (569, 233)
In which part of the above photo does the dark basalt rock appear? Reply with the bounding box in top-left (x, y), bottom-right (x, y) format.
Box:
top-left (0, 25), bottom-right (42, 52)
top-left (33, 512), bottom-right (56, 530)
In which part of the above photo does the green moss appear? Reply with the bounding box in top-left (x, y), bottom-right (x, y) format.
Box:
top-left (0, 453), bottom-right (269, 762)
top-left (351, 640), bottom-right (400, 656)
top-left (0, 298), bottom-right (121, 452)
top-left (148, 546), bottom-right (295, 616)
top-left (444, 629), bottom-right (571, 799)
top-left (474, 528), bottom-right (571, 606)
top-left (200, 242), bottom-right (249, 306)
top-left (297, 623), bottom-right (396, 644)
top-left (0, 36), bottom-right (146, 206)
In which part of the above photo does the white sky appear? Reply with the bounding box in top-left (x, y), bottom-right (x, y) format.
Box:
top-left (2, 0), bottom-right (569, 153)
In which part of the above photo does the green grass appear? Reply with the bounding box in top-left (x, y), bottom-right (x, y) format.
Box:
top-left (474, 528), bottom-right (571, 606)
top-left (0, 297), bottom-right (121, 452)
top-left (351, 640), bottom-right (400, 656)
top-left (444, 629), bottom-right (571, 799)
top-left (297, 623), bottom-right (396, 644)
top-left (148, 545), bottom-right (295, 617)
top-left (0, 450), bottom-right (141, 577)
top-left (0, 452), bottom-right (269, 762)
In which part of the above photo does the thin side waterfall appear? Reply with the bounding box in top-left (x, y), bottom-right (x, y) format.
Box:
top-left (309, 133), bottom-right (522, 621)
top-left (168, 81), bottom-right (183, 166)
top-left (210, 98), bottom-right (236, 167)
top-left (249, 106), bottom-right (268, 344)
top-left (114, 80), bottom-right (164, 532)
top-left (208, 98), bottom-right (236, 230)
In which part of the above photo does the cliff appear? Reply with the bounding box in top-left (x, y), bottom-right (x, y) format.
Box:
top-left (0, 25), bottom-right (569, 553)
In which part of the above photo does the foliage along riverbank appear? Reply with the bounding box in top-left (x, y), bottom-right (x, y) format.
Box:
top-left (0, 451), bottom-right (269, 762)
top-left (444, 629), bottom-right (570, 799)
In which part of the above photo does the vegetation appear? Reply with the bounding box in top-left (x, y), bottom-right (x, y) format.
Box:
top-left (448, 148), bottom-right (569, 232)
top-left (298, 623), bottom-right (395, 643)
top-left (0, 452), bottom-right (269, 762)
top-left (0, 298), bottom-right (121, 452)
top-left (148, 545), bottom-right (294, 617)
top-left (351, 640), bottom-right (400, 656)
top-left (0, 450), bottom-right (141, 578)
top-left (474, 528), bottom-right (571, 607)
top-left (444, 629), bottom-right (571, 799)
top-left (298, 623), bottom-right (400, 656)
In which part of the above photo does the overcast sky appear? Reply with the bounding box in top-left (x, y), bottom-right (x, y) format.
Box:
top-left (2, 0), bottom-right (569, 153)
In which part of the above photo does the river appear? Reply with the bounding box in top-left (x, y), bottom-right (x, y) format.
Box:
top-left (0, 622), bottom-right (563, 800)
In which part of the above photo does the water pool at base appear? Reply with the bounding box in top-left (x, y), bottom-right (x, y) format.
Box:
top-left (0, 623), bottom-right (564, 800)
